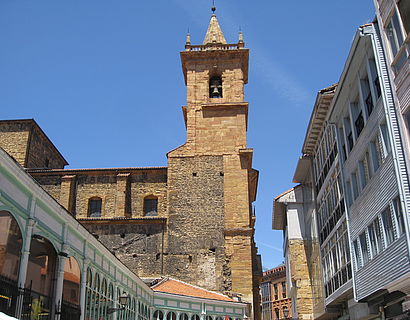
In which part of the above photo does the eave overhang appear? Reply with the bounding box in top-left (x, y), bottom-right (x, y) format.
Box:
top-left (272, 188), bottom-right (295, 230)
top-left (302, 85), bottom-right (337, 156)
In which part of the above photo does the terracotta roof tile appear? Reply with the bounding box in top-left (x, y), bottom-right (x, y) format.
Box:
top-left (152, 278), bottom-right (233, 302)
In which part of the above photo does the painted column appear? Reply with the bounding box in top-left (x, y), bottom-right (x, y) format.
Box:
top-left (80, 258), bottom-right (89, 320)
top-left (15, 217), bottom-right (36, 319)
top-left (113, 282), bottom-right (118, 320)
top-left (201, 303), bottom-right (206, 320)
top-left (150, 306), bottom-right (155, 320)
top-left (54, 244), bottom-right (69, 320)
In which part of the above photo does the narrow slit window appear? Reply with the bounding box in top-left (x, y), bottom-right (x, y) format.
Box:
top-left (359, 232), bottom-right (369, 265)
top-left (382, 206), bottom-right (396, 246)
top-left (393, 197), bottom-right (405, 236)
top-left (361, 78), bottom-right (374, 117)
top-left (380, 123), bottom-right (391, 157)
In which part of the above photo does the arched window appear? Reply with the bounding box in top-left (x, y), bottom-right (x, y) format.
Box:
top-left (0, 211), bottom-right (22, 316)
top-left (61, 256), bottom-right (81, 319)
top-left (274, 308), bottom-right (280, 320)
top-left (85, 268), bottom-right (93, 319)
top-left (93, 274), bottom-right (101, 319)
top-left (180, 314), bottom-right (189, 320)
top-left (167, 312), bottom-right (176, 320)
top-left (282, 307), bottom-right (289, 319)
top-left (100, 278), bottom-right (108, 319)
top-left (25, 235), bottom-right (57, 318)
top-left (209, 76), bottom-right (223, 98)
top-left (131, 298), bottom-right (136, 319)
top-left (144, 195), bottom-right (158, 216)
top-left (153, 310), bottom-right (164, 320)
top-left (116, 288), bottom-right (121, 320)
top-left (191, 315), bottom-right (200, 320)
top-left (88, 197), bottom-right (102, 217)
top-left (138, 302), bottom-right (142, 320)
top-left (206, 316), bottom-right (213, 320)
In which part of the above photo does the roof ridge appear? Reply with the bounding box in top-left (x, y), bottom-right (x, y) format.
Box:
top-left (168, 277), bottom-right (232, 298)
top-left (152, 277), bottom-right (233, 301)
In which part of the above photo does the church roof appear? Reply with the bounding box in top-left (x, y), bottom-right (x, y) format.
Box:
top-left (203, 14), bottom-right (227, 45)
top-left (151, 277), bottom-right (233, 301)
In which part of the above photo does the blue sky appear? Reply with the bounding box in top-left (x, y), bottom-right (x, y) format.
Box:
top-left (0, 1), bottom-right (376, 270)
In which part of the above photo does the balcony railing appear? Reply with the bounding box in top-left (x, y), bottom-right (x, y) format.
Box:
top-left (185, 42), bottom-right (245, 52)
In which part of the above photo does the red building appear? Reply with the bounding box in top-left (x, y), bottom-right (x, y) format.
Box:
top-left (260, 265), bottom-right (292, 320)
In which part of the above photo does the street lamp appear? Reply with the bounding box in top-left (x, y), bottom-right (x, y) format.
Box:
top-left (107, 292), bottom-right (129, 314)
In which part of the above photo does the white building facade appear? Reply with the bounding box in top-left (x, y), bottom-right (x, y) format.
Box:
top-left (330, 22), bottom-right (410, 319)
top-left (273, 18), bottom-right (410, 319)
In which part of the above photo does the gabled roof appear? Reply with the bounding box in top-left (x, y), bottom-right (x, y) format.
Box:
top-left (203, 14), bottom-right (227, 45)
top-left (151, 278), bottom-right (233, 302)
top-left (272, 185), bottom-right (302, 230)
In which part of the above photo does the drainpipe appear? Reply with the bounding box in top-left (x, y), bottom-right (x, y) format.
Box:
top-left (364, 24), bottom-right (410, 259)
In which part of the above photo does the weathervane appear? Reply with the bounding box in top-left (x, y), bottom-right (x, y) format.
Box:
top-left (211, 0), bottom-right (216, 13)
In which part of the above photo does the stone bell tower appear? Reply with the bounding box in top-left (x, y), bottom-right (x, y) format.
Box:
top-left (166, 10), bottom-right (260, 319)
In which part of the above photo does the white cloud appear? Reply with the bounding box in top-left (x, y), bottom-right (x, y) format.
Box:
top-left (257, 241), bottom-right (283, 253)
top-left (251, 49), bottom-right (311, 106)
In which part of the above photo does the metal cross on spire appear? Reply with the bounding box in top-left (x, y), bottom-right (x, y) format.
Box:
top-left (211, 0), bottom-right (216, 14)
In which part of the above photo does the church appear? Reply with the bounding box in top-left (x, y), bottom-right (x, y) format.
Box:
top-left (0, 10), bottom-right (262, 319)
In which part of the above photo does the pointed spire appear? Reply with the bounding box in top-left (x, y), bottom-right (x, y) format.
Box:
top-left (203, 14), bottom-right (227, 45)
top-left (185, 28), bottom-right (191, 45)
top-left (238, 31), bottom-right (244, 44)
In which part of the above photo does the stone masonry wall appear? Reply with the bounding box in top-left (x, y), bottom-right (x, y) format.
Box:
top-left (26, 126), bottom-right (66, 169)
top-left (30, 169), bottom-right (168, 278)
top-left (75, 174), bottom-right (118, 217)
top-left (130, 173), bottom-right (167, 217)
top-left (185, 59), bottom-right (245, 106)
top-left (308, 239), bottom-right (325, 318)
top-left (83, 222), bottom-right (164, 277)
top-left (29, 170), bottom-right (168, 218)
top-left (0, 120), bottom-right (66, 169)
top-left (166, 155), bottom-right (227, 292)
top-left (288, 239), bottom-right (315, 320)
top-left (0, 122), bottom-right (30, 166)
top-left (33, 175), bottom-right (62, 203)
